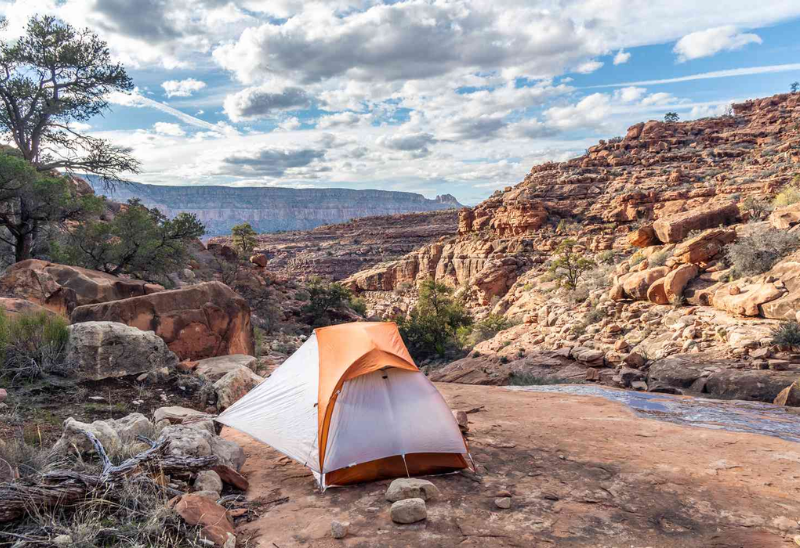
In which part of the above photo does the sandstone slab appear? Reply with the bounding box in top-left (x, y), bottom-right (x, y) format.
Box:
top-left (653, 203), bottom-right (740, 244)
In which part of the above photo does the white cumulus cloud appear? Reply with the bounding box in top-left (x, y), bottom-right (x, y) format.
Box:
top-left (674, 26), bottom-right (762, 62)
top-left (161, 78), bottom-right (207, 98)
top-left (613, 50), bottom-right (631, 65)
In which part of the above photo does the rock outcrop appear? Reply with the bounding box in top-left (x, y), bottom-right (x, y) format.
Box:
top-left (0, 260), bottom-right (162, 316)
top-left (70, 282), bottom-right (254, 361)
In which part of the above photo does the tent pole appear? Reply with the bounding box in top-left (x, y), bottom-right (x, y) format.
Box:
top-left (401, 454), bottom-right (411, 478)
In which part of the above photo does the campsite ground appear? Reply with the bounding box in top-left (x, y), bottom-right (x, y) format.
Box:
top-left (224, 383), bottom-right (800, 547)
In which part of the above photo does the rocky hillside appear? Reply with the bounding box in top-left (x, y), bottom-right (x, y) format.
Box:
top-left (87, 178), bottom-right (462, 236)
top-left (208, 209), bottom-right (459, 281)
top-left (342, 92), bottom-right (800, 403)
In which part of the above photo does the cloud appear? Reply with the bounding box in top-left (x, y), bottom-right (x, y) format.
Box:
top-left (674, 26), bottom-right (762, 62)
top-left (107, 89), bottom-right (235, 134)
top-left (153, 122), bottom-right (186, 136)
top-left (222, 147), bottom-right (326, 177)
top-left (688, 103), bottom-right (731, 119)
top-left (614, 86), bottom-right (647, 103)
top-left (640, 92), bottom-right (677, 106)
top-left (317, 112), bottom-right (363, 129)
top-left (574, 60), bottom-right (603, 74)
top-left (613, 50), bottom-right (631, 65)
top-left (223, 85), bottom-right (313, 122)
top-left (544, 93), bottom-right (612, 131)
top-left (377, 132), bottom-right (437, 157)
top-left (162, 78), bottom-right (207, 98)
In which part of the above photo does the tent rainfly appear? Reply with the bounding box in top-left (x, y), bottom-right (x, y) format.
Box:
top-left (217, 322), bottom-right (470, 489)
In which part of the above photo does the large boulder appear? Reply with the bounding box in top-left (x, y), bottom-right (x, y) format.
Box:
top-left (621, 267), bottom-right (670, 300)
top-left (0, 259), bottom-right (161, 316)
top-left (385, 478), bottom-right (440, 502)
top-left (0, 298), bottom-right (55, 318)
top-left (774, 380), bottom-right (800, 406)
top-left (663, 264), bottom-right (699, 303)
top-left (652, 202), bottom-right (740, 244)
top-left (770, 203), bottom-right (800, 230)
top-left (627, 225), bottom-right (658, 248)
top-left (66, 322), bottom-right (178, 381)
top-left (195, 355), bottom-right (257, 382)
top-left (712, 282), bottom-right (785, 317)
top-left (70, 282), bottom-right (254, 361)
top-left (758, 251), bottom-right (800, 320)
top-left (671, 229), bottom-right (736, 264)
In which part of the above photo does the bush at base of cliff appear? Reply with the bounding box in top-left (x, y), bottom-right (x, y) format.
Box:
top-left (301, 276), bottom-right (364, 327)
top-left (773, 181), bottom-right (800, 208)
top-left (0, 310), bottom-right (71, 386)
top-left (457, 314), bottom-right (516, 348)
top-left (397, 279), bottom-right (473, 360)
top-left (771, 320), bottom-right (800, 349)
top-left (725, 227), bottom-right (799, 278)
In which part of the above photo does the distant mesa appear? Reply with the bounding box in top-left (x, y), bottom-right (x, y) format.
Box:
top-left (85, 177), bottom-right (463, 236)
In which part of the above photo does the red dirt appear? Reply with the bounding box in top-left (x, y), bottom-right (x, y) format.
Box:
top-left (223, 383), bottom-right (800, 547)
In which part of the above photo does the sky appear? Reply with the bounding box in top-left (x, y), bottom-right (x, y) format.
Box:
top-left (2, 1), bottom-right (800, 205)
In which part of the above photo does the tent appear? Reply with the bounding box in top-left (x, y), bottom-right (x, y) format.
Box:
top-left (217, 322), bottom-right (470, 489)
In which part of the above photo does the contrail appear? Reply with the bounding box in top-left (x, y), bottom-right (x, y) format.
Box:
top-left (108, 90), bottom-right (231, 133)
top-left (589, 63), bottom-right (800, 88)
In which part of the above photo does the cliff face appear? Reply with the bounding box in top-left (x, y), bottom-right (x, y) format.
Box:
top-left (87, 178), bottom-right (462, 236)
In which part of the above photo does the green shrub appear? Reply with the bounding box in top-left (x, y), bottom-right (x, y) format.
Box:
top-left (457, 314), bottom-right (516, 348)
top-left (771, 320), bottom-right (800, 348)
top-left (301, 277), bottom-right (357, 327)
top-left (648, 250), bottom-right (669, 267)
top-left (740, 195), bottom-right (772, 220)
top-left (548, 239), bottom-right (596, 290)
top-left (349, 296), bottom-right (368, 316)
top-left (629, 250), bottom-right (646, 266)
top-left (397, 279), bottom-right (472, 359)
top-left (0, 310), bottom-right (71, 384)
top-left (725, 227), bottom-right (799, 277)
top-left (597, 250), bottom-right (616, 264)
top-left (774, 183), bottom-right (800, 208)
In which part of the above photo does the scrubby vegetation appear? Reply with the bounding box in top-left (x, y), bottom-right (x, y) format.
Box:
top-left (53, 199), bottom-right (205, 282)
top-left (0, 310), bottom-right (71, 386)
top-left (725, 226), bottom-right (799, 277)
top-left (773, 181), bottom-right (800, 208)
top-left (397, 279), bottom-right (472, 360)
top-left (507, 372), bottom-right (579, 386)
top-left (231, 222), bottom-right (258, 256)
top-left (547, 239), bottom-right (596, 290)
top-left (302, 276), bottom-right (365, 327)
top-left (771, 320), bottom-right (800, 349)
top-left (457, 314), bottom-right (516, 348)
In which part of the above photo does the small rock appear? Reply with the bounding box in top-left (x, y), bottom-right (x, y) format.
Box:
top-left (614, 339), bottom-right (629, 352)
top-left (331, 520), bottom-right (349, 539)
top-left (390, 498), bottom-right (427, 524)
top-left (453, 410), bottom-right (469, 433)
top-left (386, 478), bottom-right (440, 502)
top-left (494, 496), bottom-right (512, 509)
top-left (194, 470), bottom-right (223, 496)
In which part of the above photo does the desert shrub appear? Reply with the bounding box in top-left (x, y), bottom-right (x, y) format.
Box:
top-left (349, 296), bottom-right (368, 316)
top-left (0, 438), bottom-right (63, 479)
top-left (774, 183), bottom-right (800, 208)
top-left (0, 310), bottom-right (71, 385)
top-left (597, 250), bottom-right (616, 264)
top-left (301, 277), bottom-right (359, 327)
top-left (507, 372), bottom-right (578, 386)
top-left (548, 239), bottom-right (596, 290)
top-left (725, 227), bottom-right (799, 277)
top-left (771, 321), bottom-right (800, 348)
top-left (457, 314), bottom-right (516, 348)
top-left (629, 250), bottom-right (646, 266)
top-left (648, 250), bottom-right (669, 267)
top-left (397, 279), bottom-right (472, 359)
top-left (584, 306), bottom-right (606, 325)
top-left (740, 195), bottom-right (772, 220)
top-left (231, 222), bottom-right (258, 255)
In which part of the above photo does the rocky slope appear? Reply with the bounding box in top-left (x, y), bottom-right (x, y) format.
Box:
top-left (208, 209), bottom-right (459, 281)
top-left (88, 178), bottom-right (462, 236)
top-left (342, 92), bottom-right (800, 402)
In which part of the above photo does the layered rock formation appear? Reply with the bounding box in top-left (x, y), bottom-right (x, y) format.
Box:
top-left (89, 178), bottom-right (462, 236)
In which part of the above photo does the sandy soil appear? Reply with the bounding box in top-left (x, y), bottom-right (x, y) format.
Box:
top-left (222, 383), bottom-right (800, 547)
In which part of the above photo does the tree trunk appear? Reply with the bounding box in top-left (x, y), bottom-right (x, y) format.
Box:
top-left (14, 231), bottom-right (33, 262)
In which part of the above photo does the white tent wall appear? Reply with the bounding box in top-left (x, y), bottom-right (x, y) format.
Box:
top-left (216, 334), bottom-right (321, 472)
top-left (322, 368), bottom-right (467, 475)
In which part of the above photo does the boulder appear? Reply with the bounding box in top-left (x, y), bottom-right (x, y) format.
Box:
top-left (453, 410), bottom-right (469, 433)
top-left (212, 464), bottom-right (250, 491)
top-left (663, 264), bottom-right (699, 303)
top-left (671, 229), bottom-right (736, 264)
top-left (70, 282), bottom-right (254, 361)
top-left (249, 254), bottom-right (267, 267)
top-left (214, 366), bottom-right (263, 411)
top-left (627, 225), bottom-right (658, 248)
top-left (66, 322), bottom-right (178, 381)
top-left (770, 203), bottom-right (800, 230)
top-left (621, 267), bottom-right (670, 300)
top-left (53, 413), bottom-right (153, 455)
top-left (160, 424), bottom-right (246, 471)
top-left (0, 259), bottom-right (161, 316)
top-left (386, 478), bottom-right (440, 502)
top-left (494, 497), bottom-right (512, 509)
top-left (646, 279), bottom-right (669, 305)
top-left (331, 520), bottom-right (349, 539)
top-left (195, 355), bottom-right (258, 382)
top-left (0, 298), bottom-right (55, 318)
top-left (154, 406), bottom-right (214, 425)
top-left (652, 202), bottom-right (740, 243)
top-left (774, 380), bottom-right (800, 406)
top-left (194, 470), bottom-right (223, 496)
top-left (390, 498), bottom-right (427, 524)
top-left (712, 283), bottom-right (785, 317)
top-left (173, 493), bottom-right (235, 547)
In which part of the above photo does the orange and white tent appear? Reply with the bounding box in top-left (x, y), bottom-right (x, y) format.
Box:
top-left (217, 322), bottom-right (470, 488)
